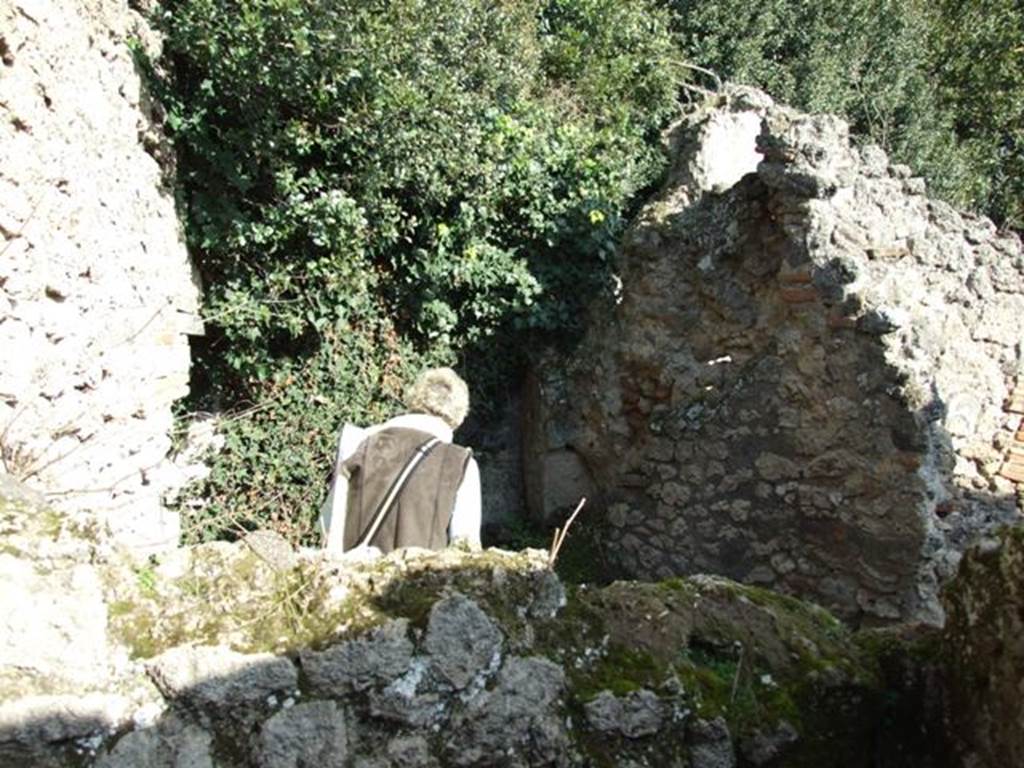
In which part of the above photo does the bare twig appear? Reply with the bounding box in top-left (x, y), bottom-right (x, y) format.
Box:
top-left (547, 497), bottom-right (586, 568)
top-left (0, 401), bottom-right (30, 446)
top-left (113, 304), bottom-right (166, 348)
top-left (668, 60), bottom-right (723, 92)
top-left (680, 81), bottom-right (715, 100)
top-left (19, 431), bottom-right (94, 481)
top-left (730, 641), bottom-right (745, 705)
top-left (0, 186), bottom-right (50, 260)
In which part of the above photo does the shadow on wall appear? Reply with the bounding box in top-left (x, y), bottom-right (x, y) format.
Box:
top-left (0, 551), bottom-right (564, 768)
top-left (553, 349), bottom-right (1019, 625)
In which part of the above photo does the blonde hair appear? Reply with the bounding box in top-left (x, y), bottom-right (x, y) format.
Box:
top-left (404, 367), bottom-right (470, 429)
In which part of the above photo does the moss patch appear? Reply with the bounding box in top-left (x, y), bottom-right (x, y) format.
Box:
top-left (574, 645), bottom-right (664, 700)
top-left (534, 574), bottom-right (891, 767)
top-left (105, 546), bottom-right (558, 659)
top-left (940, 524), bottom-right (1024, 767)
top-left (95, 541), bottom-right (938, 767)
top-left (105, 547), bottom-right (366, 658)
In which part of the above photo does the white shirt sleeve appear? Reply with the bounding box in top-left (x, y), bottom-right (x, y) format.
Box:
top-left (448, 457), bottom-right (482, 549)
top-left (320, 424), bottom-right (368, 554)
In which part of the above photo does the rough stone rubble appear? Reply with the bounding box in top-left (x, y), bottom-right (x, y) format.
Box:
top-left (0, 0), bottom-right (201, 552)
top-left (2, 479), bottom-right (974, 768)
top-left (943, 527), bottom-right (1024, 767)
top-left (525, 87), bottom-right (1024, 625)
top-left (0, 0), bottom-right (1021, 757)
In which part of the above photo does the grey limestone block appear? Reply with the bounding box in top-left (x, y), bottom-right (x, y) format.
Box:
top-left (369, 657), bottom-right (447, 728)
top-left (584, 688), bottom-right (665, 738)
top-left (257, 700), bottom-right (347, 768)
top-left (386, 734), bottom-right (436, 767)
top-left (688, 717), bottom-right (736, 768)
top-left (301, 619), bottom-right (414, 695)
top-left (96, 715), bottom-right (214, 768)
top-left (424, 594), bottom-right (503, 690)
top-left (147, 645), bottom-right (298, 713)
top-left (448, 656), bottom-right (567, 767)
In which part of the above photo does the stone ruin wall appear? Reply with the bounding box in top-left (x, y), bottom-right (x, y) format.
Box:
top-left (0, 0), bottom-right (201, 551)
top-left (5, 466), bottom-right (1020, 768)
top-left (0, 474), bottom-right (975, 768)
top-left (525, 88), bottom-right (1024, 625)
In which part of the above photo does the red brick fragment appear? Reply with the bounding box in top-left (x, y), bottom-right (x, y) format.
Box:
top-left (999, 463), bottom-right (1024, 483)
top-left (779, 285), bottom-right (818, 304)
top-left (779, 269), bottom-right (814, 285)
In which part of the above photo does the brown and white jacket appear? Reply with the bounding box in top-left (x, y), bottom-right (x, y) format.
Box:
top-left (320, 414), bottom-right (481, 554)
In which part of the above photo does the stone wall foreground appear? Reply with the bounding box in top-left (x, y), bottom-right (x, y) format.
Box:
top-left (525, 87), bottom-right (1024, 625)
top-left (0, 0), bottom-right (201, 551)
top-left (0, 480), bottom-right (961, 768)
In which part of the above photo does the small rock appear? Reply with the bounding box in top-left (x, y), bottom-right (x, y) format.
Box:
top-left (975, 537), bottom-right (1002, 557)
top-left (147, 645), bottom-right (297, 713)
top-left (387, 734), bottom-right (436, 767)
top-left (688, 717), bottom-right (736, 768)
top-left (131, 702), bottom-right (164, 729)
top-left (257, 701), bottom-right (347, 768)
top-left (904, 177), bottom-right (927, 195)
top-left (301, 620), bottom-right (413, 695)
top-left (424, 595), bottom-right (503, 690)
top-left (585, 689), bottom-right (664, 738)
top-left (858, 144), bottom-right (889, 176)
top-left (243, 530), bottom-right (298, 571)
top-left (529, 570), bottom-right (567, 619)
top-left (739, 720), bottom-right (799, 765)
top-left (370, 667), bottom-right (446, 728)
top-left (856, 306), bottom-right (906, 335)
top-left (95, 715), bottom-right (213, 768)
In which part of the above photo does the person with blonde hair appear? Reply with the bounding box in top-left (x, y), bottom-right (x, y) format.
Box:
top-left (319, 367), bottom-right (481, 555)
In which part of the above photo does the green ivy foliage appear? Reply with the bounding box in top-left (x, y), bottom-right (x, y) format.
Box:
top-left (924, 0), bottom-right (1024, 227)
top-left (154, 0), bottom-right (1019, 544)
top-left (153, 0), bottom-right (681, 542)
top-left (666, 0), bottom-right (1023, 227)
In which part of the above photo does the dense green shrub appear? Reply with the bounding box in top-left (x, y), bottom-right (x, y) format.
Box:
top-left (666, 0), bottom-right (1023, 226)
top-left (155, 0), bottom-right (1019, 544)
top-left (924, 0), bottom-right (1024, 227)
top-left (154, 0), bottom-right (681, 542)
